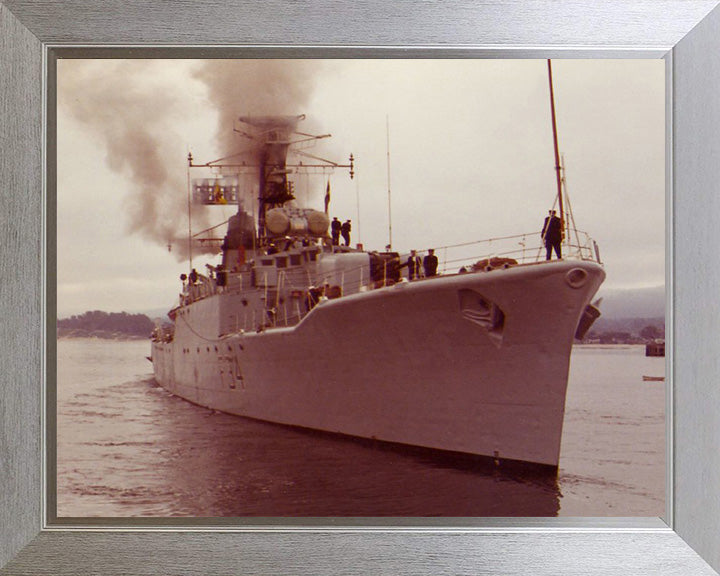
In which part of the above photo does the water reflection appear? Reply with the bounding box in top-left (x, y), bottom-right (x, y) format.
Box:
top-left (108, 379), bottom-right (561, 517)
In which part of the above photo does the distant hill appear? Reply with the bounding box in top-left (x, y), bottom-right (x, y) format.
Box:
top-left (585, 285), bottom-right (665, 341)
top-left (593, 285), bottom-right (665, 319)
top-left (57, 310), bottom-right (155, 339)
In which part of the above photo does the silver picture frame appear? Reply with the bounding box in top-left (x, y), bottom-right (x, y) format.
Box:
top-left (2, 1), bottom-right (720, 574)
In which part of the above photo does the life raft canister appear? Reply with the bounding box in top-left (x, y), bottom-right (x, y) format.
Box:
top-left (265, 208), bottom-right (330, 237)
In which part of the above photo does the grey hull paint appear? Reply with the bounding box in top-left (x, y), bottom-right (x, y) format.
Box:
top-left (152, 259), bottom-right (604, 467)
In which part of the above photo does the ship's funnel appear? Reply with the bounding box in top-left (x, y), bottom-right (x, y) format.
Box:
top-left (224, 209), bottom-right (256, 250)
top-left (236, 115), bottom-right (306, 236)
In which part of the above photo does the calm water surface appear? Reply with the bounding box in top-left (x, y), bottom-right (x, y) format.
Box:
top-left (56, 339), bottom-right (665, 517)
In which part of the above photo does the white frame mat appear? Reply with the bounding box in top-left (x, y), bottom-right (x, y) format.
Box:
top-left (2, 1), bottom-right (720, 574)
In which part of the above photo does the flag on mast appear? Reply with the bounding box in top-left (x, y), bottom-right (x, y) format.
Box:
top-left (324, 180), bottom-right (331, 214)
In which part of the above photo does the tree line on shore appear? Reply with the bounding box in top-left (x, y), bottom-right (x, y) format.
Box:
top-left (583, 320), bottom-right (665, 345)
top-left (57, 310), bottom-right (155, 338)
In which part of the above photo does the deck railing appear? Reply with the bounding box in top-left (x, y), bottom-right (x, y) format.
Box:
top-left (432, 230), bottom-right (601, 274)
top-left (177, 230), bottom-right (602, 331)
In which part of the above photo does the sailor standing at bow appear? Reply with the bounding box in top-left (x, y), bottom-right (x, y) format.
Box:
top-left (541, 210), bottom-right (563, 260)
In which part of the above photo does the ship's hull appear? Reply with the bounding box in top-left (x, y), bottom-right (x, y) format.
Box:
top-left (152, 260), bottom-right (604, 468)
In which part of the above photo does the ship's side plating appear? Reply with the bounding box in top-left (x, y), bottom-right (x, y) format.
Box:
top-left (152, 259), bottom-right (604, 467)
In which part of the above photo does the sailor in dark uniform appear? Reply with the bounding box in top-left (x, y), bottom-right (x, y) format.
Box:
top-left (341, 219), bottom-right (351, 246)
top-left (405, 250), bottom-right (422, 280)
top-left (541, 209), bottom-right (563, 260)
top-left (423, 249), bottom-right (439, 277)
top-left (331, 217), bottom-right (342, 245)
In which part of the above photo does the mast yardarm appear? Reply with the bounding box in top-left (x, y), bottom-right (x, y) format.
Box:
top-left (187, 115), bottom-right (353, 243)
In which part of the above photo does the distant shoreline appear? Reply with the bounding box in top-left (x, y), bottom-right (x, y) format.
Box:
top-left (56, 311), bottom-right (157, 341)
top-left (57, 330), bottom-right (148, 341)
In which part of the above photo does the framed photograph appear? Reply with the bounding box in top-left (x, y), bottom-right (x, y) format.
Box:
top-left (52, 56), bottom-right (666, 521)
top-left (2, 1), bottom-right (720, 575)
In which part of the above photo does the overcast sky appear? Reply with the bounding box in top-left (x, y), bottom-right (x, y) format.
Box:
top-left (56, 59), bottom-right (665, 318)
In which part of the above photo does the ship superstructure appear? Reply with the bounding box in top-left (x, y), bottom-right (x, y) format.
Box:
top-left (151, 111), bottom-right (605, 469)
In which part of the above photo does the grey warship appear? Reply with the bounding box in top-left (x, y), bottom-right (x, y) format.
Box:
top-left (150, 114), bottom-right (604, 468)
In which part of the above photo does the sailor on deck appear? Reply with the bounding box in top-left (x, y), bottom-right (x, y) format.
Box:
top-left (541, 210), bottom-right (563, 260)
top-left (341, 220), bottom-right (351, 246)
top-left (405, 250), bottom-right (422, 280)
top-left (331, 217), bottom-right (341, 245)
top-left (423, 249), bottom-right (439, 277)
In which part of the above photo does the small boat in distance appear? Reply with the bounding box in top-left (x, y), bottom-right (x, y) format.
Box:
top-left (646, 340), bottom-right (666, 357)
top-left (150, 63), bottom-right (605, 469)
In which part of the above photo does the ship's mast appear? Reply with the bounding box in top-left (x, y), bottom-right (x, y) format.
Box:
top-left (547, 60), bottom-right (565, 237)
top-left (186, 152), bottom-right (193, 269)
top-left (187, 115), bottom-right (353, 245)
top-left (386, 115), bottom-right (393, 250)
